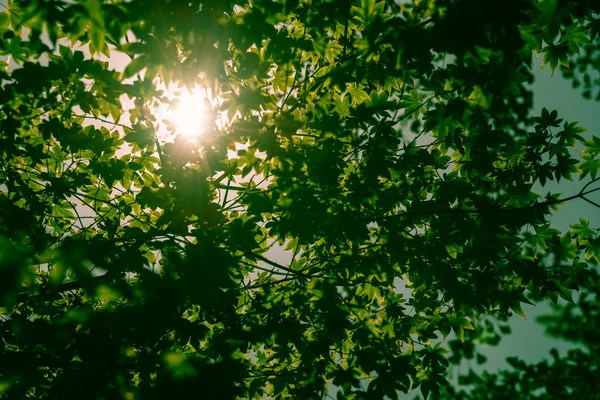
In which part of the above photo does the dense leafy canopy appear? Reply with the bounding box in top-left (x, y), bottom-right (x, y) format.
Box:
top-left (439, 268), bottom-right (600, 399)
top-left (1, 0), bottom-right (600, 398)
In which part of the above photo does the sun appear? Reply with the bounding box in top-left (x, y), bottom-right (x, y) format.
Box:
top-left (164, 89), bottom-right (208, 138)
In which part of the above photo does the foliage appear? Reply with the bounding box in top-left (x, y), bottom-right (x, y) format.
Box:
top-left (439, 269), bottom-right (600, 400)
top-left (1, 0), bottom-right (600, 398)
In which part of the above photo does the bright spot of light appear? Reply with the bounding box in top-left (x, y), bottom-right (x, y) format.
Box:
top-left (164, 89), bottom-right (208, 138)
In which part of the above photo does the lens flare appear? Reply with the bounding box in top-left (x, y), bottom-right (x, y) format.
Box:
top-left (166, 90), bottom-right (207, 137)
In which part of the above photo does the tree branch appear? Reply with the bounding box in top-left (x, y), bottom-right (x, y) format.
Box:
top-left (373, 186), bottom-right (599, 223)
top-left (0, 272), bottom-right (119, 308)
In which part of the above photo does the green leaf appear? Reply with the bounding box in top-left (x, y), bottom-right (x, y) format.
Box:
top-left (89, 26), bottom-right (106, 55)
top-left (0, 12), bottom-right (9, 30)
top-left (578, 154), bottom-right (600, 180)
top-left (123, 55), bottom-right (148, 79)
top-left (452, 325), bottom-right (465, 342)
top-left (582, 136), bottom-right (600, 156)
top-left (124, 126), bottom-right (154, 147)
top-left (120, 42), bottom-right (147, 56)
top-left (468, 85), bottom-right (490, 109)
top-left (571, 219), bottom-right (595, 240)
top-left (383, 75), bottom-right (401, 93)
top-left (272, 64), bottom-right (294, 93)
top-left (562, 24), bottom-right (590, 54)
top-left (557, 121), bottom-right (587, 148)
top-left (50, 261), bottom-right (68, 285)
top-left (459, 317), bottom-right (475, 331)
top-left (52, 204), bottom-right (75, 219)
top-left (324, 39), bottom-right (343, 63)
top-left (541, 44), bottom-right (569, 76)
top-left (510, 303), bottom-right (527, 319)
top-left (333, 94), bottom-right (351, 118)
top-left (584, 237), bottom-right (600, 263)
top-left (348, 84), bottom-right (370, 105)
top-left (127, 161), bottom-right (144, 170)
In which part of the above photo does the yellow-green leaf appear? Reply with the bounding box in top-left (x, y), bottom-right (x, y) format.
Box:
top-left (123, 55), bottom-right (149, 79)
top-left (510, 303), bottom-right (527, 319)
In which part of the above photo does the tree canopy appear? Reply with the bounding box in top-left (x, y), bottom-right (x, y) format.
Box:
top-left (439, 268), bottom-right (600, 399)
top-left (1, 0), bottom-right (600, 398)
